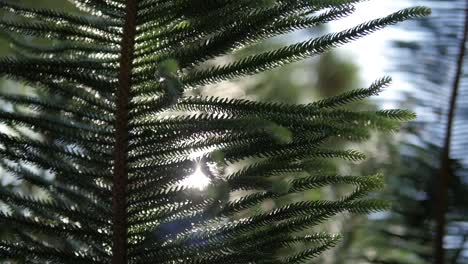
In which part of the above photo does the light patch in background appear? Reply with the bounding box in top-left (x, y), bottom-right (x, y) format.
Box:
top-left (329, 1), bottom-right (421, 105)
top-left (181, 165), bottom-right (211, 190)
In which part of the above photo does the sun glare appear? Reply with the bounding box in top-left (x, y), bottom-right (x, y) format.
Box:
top-left (182, 166), bottom-right (211, 190)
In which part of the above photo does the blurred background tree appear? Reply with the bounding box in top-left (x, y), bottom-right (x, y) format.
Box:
top-left (331, 1), bottom-right (468, 263)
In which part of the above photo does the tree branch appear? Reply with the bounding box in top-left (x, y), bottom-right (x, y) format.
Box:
top-left (112, 1), bottom-right (138, 263)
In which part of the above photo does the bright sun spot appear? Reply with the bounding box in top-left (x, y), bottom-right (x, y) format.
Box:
top-left (181, 166), bottom-right (211, 190)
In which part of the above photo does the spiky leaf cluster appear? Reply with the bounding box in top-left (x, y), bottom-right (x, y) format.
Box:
top-left (0, 0), bottom-right (429, 263)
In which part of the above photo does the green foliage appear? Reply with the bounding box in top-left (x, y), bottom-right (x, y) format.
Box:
top-left (0, 0), bottom-right (429, 263)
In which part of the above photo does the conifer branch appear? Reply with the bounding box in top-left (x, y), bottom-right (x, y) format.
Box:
top-left (0, 1), bottom-right (430, 263)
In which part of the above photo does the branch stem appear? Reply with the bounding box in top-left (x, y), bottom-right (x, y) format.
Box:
top-left (112, 1), bottom-right (138, 263)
